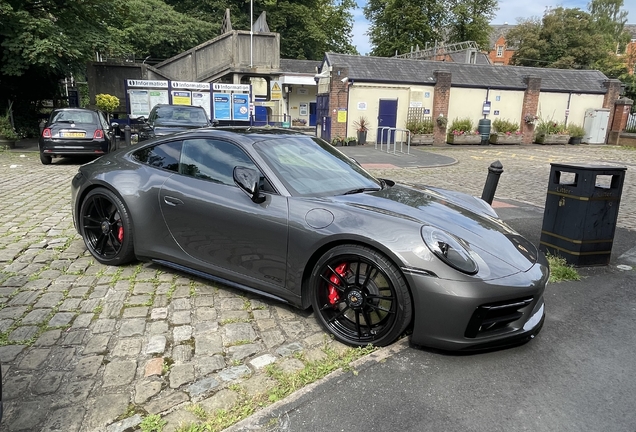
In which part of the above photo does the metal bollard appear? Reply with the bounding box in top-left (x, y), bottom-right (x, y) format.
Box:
top-left (124, 125), bottom-right (131, 147)
top-left (481, 160), bottom-right (504, 205)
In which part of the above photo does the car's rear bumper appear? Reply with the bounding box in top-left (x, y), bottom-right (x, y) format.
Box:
top-left (40, 139), bottom-right (109, 155)
top-left (404, 255), bottom-right (549, 352)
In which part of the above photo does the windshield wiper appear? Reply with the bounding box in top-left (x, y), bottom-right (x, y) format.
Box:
top-left (341, 187), bottom-right (381, 195)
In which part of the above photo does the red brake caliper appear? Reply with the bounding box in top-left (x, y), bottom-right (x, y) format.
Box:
top-left (328, 263), bottom-right (347, 306)
top-left (117, 226), bottom-right (124, 243)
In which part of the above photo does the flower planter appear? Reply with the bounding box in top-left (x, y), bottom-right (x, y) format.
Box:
top-left (356, 130), bottom-right (367, 145)
top-left (535, 133), bottom-right (570, 145)
top-left (410, 134), bottom-right (434, 146)
top-left (489, 133), bottom-right (522, 145)
top-left (446, 133), bottom-right (481, 145)
top-left (569, 137), bottom-right (582, 145)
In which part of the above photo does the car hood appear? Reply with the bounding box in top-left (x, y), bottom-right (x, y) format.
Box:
top-left (333, 184), bottom-right (538, 273)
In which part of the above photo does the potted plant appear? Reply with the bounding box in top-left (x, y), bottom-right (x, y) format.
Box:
top-left (95, 93), bottom-right (120, 121)
top-left (567, 123), bottom-right (585, 144)
top-left (292, 118), bottom-right (307, 127)
top-left (534, 119), bottom-right (570, 145)
top-left (0, 111), bottom-right (19, 149)
top-left (352, 116), bottom-right (369, 145)
top-left (346, 136), bottom-right (357, 146)
top-left (331, 136), bottom-right (344, 146)
top-left (406, 118), bottom-right (434, 145)
top-left (446, 118), bottom-right (481, 144)
top-left (489, 118), bottom-right (522, 144)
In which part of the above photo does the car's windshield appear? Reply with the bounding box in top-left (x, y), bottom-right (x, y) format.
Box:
top-left (253, 136), bottom-right (381, 197)
top-left (50, 110), bottom-right (97, 124)
top-left (154, 106), bottom-right (208, 127)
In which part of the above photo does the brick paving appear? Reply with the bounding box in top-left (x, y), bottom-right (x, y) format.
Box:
top-left (0, 144), bottom-right (634, 431)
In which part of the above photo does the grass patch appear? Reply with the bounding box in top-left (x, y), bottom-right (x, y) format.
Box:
top-left (140, 414), bottom-right (167, 432)
top-left (547, 254), bottom-right (580, 283)
top-left (173, 343), bottom-right (376, 432)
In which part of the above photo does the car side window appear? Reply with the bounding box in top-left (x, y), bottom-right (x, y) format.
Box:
top-left (179, 139), bottom-right (259, 187)
top-left (133, 141), bottom-right (182, 172)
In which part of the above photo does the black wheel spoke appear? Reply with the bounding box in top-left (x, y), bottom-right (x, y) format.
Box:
top-left (361, 308), bottom-right (374, 328)
top-left (355, 258), bottom-right (362, 286)
top-left (94, 198), bottom-right (107, 219)
top-left (319, 274), bottom-right (346, 292)
top-left (83, 216), bottom-right (102, 225)
top-left (327, 305), bottom-right (351, 323)
top-left (366, 294), bottom-right (394, 301)
top-left (95, 233), bottom-right (108, 254)
top-left (366, 303), bottom-right (394, 314)
top-left (362, 266), bottom-right (378, 290)
top-left (355, 311), bottom-right (362, 338)
top-left (108, 232), bottom-right (121, 252)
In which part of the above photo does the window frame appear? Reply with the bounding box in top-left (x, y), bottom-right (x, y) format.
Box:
top-left (496, 45), bottom-right (504, 57)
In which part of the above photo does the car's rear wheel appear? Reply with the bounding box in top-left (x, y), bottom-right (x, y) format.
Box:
top-left (40, 152), bottom-right (52, 165)
top-left (310, 245), bottom-right (412, 347)
top-left (79, 188), bottom-right (135, 265)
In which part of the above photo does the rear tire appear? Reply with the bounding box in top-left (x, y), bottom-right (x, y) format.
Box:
top-left (40, 152), bottom-right (52, 165)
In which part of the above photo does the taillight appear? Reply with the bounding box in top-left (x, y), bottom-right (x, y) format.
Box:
top-left (42, 128), bottom-right (52, 138)
top-left (93, 130), bottom-right (104, 139)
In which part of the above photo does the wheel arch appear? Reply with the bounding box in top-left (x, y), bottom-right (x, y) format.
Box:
top-left (75, 182), bottom-right (134, 237)
top-left (299, 237), bottom-right (413, 310)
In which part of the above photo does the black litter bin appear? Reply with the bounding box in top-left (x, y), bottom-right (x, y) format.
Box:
top-left (540, 163), bottom-right (627, 266)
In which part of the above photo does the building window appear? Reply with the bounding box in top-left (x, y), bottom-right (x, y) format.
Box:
top-left (496, 45), bottom-right (504, 57)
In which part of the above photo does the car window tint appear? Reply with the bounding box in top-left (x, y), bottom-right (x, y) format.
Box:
top-left (179, 139), bottom-right (257, 186)
top-left (134, 141), bottom-right (182, 172)
top-left (154, 106), bottom-right (208, 127)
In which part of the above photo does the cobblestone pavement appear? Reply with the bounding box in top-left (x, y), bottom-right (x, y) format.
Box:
top-left (0, 144), bottom-right (634, 431)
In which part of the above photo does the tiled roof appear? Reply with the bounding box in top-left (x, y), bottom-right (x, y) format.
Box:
top-left (280, 59), bottom-right (321, 74)
top-left (324, 52), bottom-right (610, 93)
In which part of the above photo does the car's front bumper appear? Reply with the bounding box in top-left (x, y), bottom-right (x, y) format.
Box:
top-left (404, 255), bottom-right (549, 352)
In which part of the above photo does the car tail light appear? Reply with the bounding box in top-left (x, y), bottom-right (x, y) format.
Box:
top-left (42, 128), bottom-right (52, 138)
top-left (93, 129), bottom-right (104, 139)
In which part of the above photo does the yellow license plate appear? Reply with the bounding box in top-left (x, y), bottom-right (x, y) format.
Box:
top-left (61, 132), bottom-right (86, 138)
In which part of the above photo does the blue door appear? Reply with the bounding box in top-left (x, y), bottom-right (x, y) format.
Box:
top-left (377, 99), bottom-right (398, 144)
top-left (316, 95), bottom-right (331, 141)
top-left (309, 102), bottom-right (317, 126)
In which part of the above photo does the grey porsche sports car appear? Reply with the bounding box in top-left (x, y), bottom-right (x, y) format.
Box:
top-left (70, 127), bottom-right (548, 350)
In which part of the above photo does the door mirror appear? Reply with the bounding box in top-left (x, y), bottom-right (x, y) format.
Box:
top-left (233, 166), bottom-right (265, 203)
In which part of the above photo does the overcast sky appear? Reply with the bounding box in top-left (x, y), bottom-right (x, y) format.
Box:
top-left (351, 0), bottom-right (636, 55)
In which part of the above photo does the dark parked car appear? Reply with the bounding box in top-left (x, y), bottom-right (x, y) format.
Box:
top-left (70, 128), bottom-right (548, 350)
top-left (39, 108), bottom-right (115, 165)
top-left (138, 104), bottom-right (210, 141)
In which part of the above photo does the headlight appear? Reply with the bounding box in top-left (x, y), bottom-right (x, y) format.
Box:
top-left (421, 226), bottom-right (478, 274)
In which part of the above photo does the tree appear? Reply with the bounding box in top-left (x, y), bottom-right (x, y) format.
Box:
top-left (114, 0), bottom-right (217, 60)
top-left (446, 0), bottom-right (498, 50)
top-left (507, 8), bottom-right (608, 69)
top-left (0, 0), bottom-right (126, 76)
top-left (364, 0), bottom-right (448, 57)
top-left (588, 0), bottom-right (630, 52)
top-left (164, 0), bottom-right (357, 60)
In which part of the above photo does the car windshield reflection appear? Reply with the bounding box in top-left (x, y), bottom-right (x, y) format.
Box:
top-left (253, 136), bottom-right (381, 197)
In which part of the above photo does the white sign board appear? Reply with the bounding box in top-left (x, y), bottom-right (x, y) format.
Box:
top-left (192, 92), bottom-right (212, 119)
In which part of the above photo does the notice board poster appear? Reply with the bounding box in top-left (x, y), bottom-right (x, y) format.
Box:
top-left (149, 90), bottom-right (169, 111)
top-left (213, 93), bottom-right (231, 120)
top-left (171, 90), bottom-right (192, 105)
top-left (232, 94), bottom-right (250, 121)
top-left (192, 92), bottom-right (211, 119)
top-left (129, 90), bottom-right (150, 117)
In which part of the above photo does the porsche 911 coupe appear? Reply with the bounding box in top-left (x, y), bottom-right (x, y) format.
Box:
top-left (70, 127), bottom-right (548, 350)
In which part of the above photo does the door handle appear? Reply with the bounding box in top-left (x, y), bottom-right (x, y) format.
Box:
top-left (164, 196), bottom-right (184, 206)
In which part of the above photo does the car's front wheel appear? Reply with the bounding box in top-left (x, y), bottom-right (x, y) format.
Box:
top-left (79, 188), bottom-right (135, 265)
top-left (40, 152), bottom-right (52, 165)
top-left (310, 245), bottom-right (412, 347)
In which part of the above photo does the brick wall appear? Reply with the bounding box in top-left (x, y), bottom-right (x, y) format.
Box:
top-left (608, 98), bottom-right (634, 145)
top-left (604, 79), bottom-right (624, 144)
top-left (433, 70), bottom-right (452, 144)
top-left (521, 76), bottom-right (541, 144)
top-left (328, 67), bottom-right (349, 141)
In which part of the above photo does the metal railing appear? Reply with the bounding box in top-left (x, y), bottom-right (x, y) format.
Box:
top-left (377, 127), bottom-right (412, 154)
top-left (626, 113), bottom-right (636, 133)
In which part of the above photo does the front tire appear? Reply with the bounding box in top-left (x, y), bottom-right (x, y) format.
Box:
top-left (310, 245), bottom-right (412, 347)
top-left (79, 188), bottom-right (135, 265)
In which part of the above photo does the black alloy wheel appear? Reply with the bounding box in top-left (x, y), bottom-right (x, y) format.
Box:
top-left (79, 188), bottom-right (135, 265)
top-left (310, 245), bottom-right (412, 347)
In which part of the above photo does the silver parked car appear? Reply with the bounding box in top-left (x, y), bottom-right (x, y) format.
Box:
top-left (70, 127), bottom-right (548, 350)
